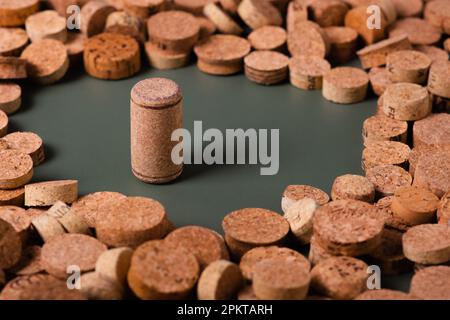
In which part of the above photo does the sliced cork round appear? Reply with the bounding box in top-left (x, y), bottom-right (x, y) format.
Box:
top-left (0, 109), bottom-right (7, 137)
top-left (79, 271), bottom-right (124, 300)
top-left (382, 83), bottom-right (430, 121)
top-left (25, 180), bottom-right (78, 206)
top-left (427, 60), bottom-right (450, 99)
top-left (203, 2), bottom-right (242, 35)
top-left (413, 150), bottom-right (450, 198)
top-left (0, 0), bottom-right (40, 27)
top-left (173, 0), bottom-right (214, 15)
top-left (362, 141), bottom-right (411, 172)
top-left (95, 247), bottom-right (133, 287)
top-left (197, 260), bottom-right (243, 300)
top-left (25, 10), bottom-right (67, 43)
top-left (322, 67), bottom-right (369, 104)
top-left (375, 196), bottom-right (411, 232)
top-left (392, 0), bottom-right (422, 18)
top-left (3, 131), bottom-right (44, 166)
top-left (0, 149), bottom-right (33, 189)
top-left (0, 27), bottom-right (28, 56)
top-left (368, 67), bottom-right (393, 97)
top-left (124, 0), bottom-right (166, 19)
top-left (80, 1), bottom-right (116, 37)
top-left (31, 214), bottom-right (66, 242)
top-left (331, 174), bottom-right (375, 203)
top-left (363, 114), bottom-right (407, 145)
top-left (0, 187), bottom-right (24, 206)
top-left (20, 39), bottom-right (69, 85)
top-left (410, 266), bottom-right (450, 300)
top-left (237, 0), bottom-right (282, 30)
top-left (386, 50), bottom-right (431, 84)
top-left (0, 218), bottom-right (22, 269)
top-left (244, 50), bottom-right (289, 85)
top-left (248, 26), bottom-right (286, 51)
top-left (287, 20), bottom-right (329, 58)
top-left (239, 246), bottom-right (310, 281)
top-left (105, 10), bottom-right (146, 43)
top-left (289, 55), bottom-right (331, 90)
top-left (9, 245), bottom-right (43, 276)
top-left (389, 18), bottom-right (441, 46)
top-left (355, 289), bottom-right (416, 300)
top-left (438, 192), bottom-right (450, 225)
top-left (345, 6), bottom-right (387, 45)
top-left (0, 83), bottom-right (21, 114)
top-left (0, 205), bottom-right (31, 241)
top-left (324, 26), bottom-right (358, 64)
top-left (197, 16), bottom-right (217, 40)
top-left (413, 113), bottom-right (450, 149)
top-left (424, 0), bottom-right (450, 31)
top-left (64, 32), bottom-right (85, 65)
top-left (284, 198), bottom-right (317, 244)
top-left (145, 41), bottom-right (191, 70)
top-left (165, 226), bottom-right (229, 270)
top-left (307, 0), bottom-right (348, 27)
top-left (281, 184), bottom-right (330, 213)
top-left (95, 196), bottom-right (170, 248)
top-left (127, 239), bottom-right (200, 300)
top-left (237, 285), bottom-right (258, 300)
top-left (415, 45), bottom-right (448, 64)
top-left (0, 56), bottom-right (27, 79)
top-left (366, 165), bottom-right (412, 197)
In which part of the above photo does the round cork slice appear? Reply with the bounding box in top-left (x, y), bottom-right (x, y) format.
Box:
top-left (386, 50), bottom-right (431, 84)
top-left (415, 45), bottom-right (448, 64)
top-left (147, 10), bottom-right (200, 53)
top-left (65, 32), bottom-right (85, 65)
top-left (366, 165), bottom-right (412, 197)
top-left (248, 26), bottom-right (286, 51)
top-left (308, 234), bottom-right (337, 266)
top-left (310, 256), bottom-right (368, 300)
top-left (95, 196), bottom-right (170, 248)
top-left (10, 245), bottom-right (44, 275)
top-left (252, 257), bottom-right (311, 300)
top-left (389, 18), bottom-right (441, 46)
top-left (84, 33), bottom-right (141, 80)
top-left (173, 0), bottom-right (215, 15)
top-left (414, 113), bottom-right (450, 149)
top-left (382, 83), bottom-right (430, 121)
top-left (237, 0), bottom-right (282, 30)
top-left (41, 233), bottom-right (107, 279)
top-left (0, 27), bottom-right (28, 56)
top-left (324, 26), bottom-right (358, 64)
top-left (284, 198), bottom-right (317, 244)
top-left (0, 218), bottom-right (22, 269)
top-left (403, 224), bottom-right (450, 264)
top-left (105, 10), bottom-right (146, 43)
top-left (438, 192), bottom-right (450, 225)
top-left (79, 271), bottom-right (124, 300)
top-left (25, 10), bottom-right (67, 43)
top-left (123, 0), bottom-right (166, 19)
top-left (281, 184), bottom-right (330, 213)
top-left (25, 180), bottom-right (78, 206)
top-left (145, 41), bottom-right (190, 70)
top-left (424, 0), bottom-right (450, 31)
top-left (244, 50), bottom-right (289, 85)
top-left (0, 56), bottom-right (27, 79)
top-left (239, 246), bottom-right (310, 281)
top-left (323, 67), bottom-right (369, 104)
top-left (413, 150), bottom-right (450, 198)
top-left (307, 0), bottom-right (348, 27)
top-left (0, 0), bottom-right (40, 27)
top-left (0, 187), bottom-right (24, 206)
top-left (197, 16), bottom-right (216, 40)
top-left (355, 289), bottom-right (416, 300)
top-left (0, 109), bottom-right (7, 137)
top-left (287, 20), bottom-right (329, 58)
top-left (427, 60), bottom-right (450, 99)
top-left (197, 260), bottom-right (243, 300)
top-left (363, 114), bottom-right (407, 145)
top-left (391, 186), bottom-right (439, 226)
top-left (31, 213), bottom-right (66, 242)
top-left (445, 39), bottom-right (450, 53)
top-left (368, 67), bottom-right (393, 97)
top-left (0, 205), bottom-right (31, 240)
top-left (165, 226), bottom-right (229, 270)
top-left (375, 196), bottom-right (411, 232)
top-left (95, 247), bottom-right (133, 287)
top-left (410, 266), bottom-right (450, 300)
top-left (362, 141), bottom-right (411, 172)
top-left (203, 2), bottom-right (243, 35)
top-left (127, 240), bottom-right (200, 300)
top-left (20, 39), bottom-right (69, 85)
top-left (289, 55), bottom-right (331, 90)
top-left (237, 285), bottom-right (258, 300)
top-left (80, 1), bottom-right (116, 37)
top-left (3, 131), bottom-right (44, 166)
top-left (331, 174), bottom-right (376, 203)
top-left (392, 0), bottom-right (423, 18)
top-left (0, 149), bottom-right (33, 189)
top-left (313, 199), bottom-right (385, 256)
top-left (0, 83), bottom-right (21, 115)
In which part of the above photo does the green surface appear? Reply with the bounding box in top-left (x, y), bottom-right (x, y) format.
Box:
top-left (13, 61), bottom-right (411, 292)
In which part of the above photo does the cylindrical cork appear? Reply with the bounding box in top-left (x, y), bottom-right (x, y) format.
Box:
top-left (427, 60), bottom-right (450, 99)
top-left (130, 78), bottom-right (183, 184)
top-left (382, 83), bottom-right (431, 121)
top-left (386, 50), bottom-right (431, 85)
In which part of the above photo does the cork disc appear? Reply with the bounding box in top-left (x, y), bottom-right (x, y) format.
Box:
top-left (322, 67), bottom-right (369, 104)
top-left (424, 0), bottom-right (450, 30)
top-left (324, 26), bottom-right (358, 46)
top-left (368, 68), bottom-right (393, 96)
top-left (41, 234), bottom-right (107, 279)
top-left (389, 18), bottom-right (442, 46)
top-left (0, 56), bottom-right (27, 79)
top-left (130, 77), bottom-right (182, 108)
top-left (366, 165), bottom-right (412, 197)
top-left (3, 131), bottom-right (44, 165)
top-left (25, 10), bottom-right (67, 43)
top-left (414, 150), bottom-right (450, 198)
top-left (0, 82), bottom-right (21, 114)
top-left (70, 191), bottom-right (126, 227)
top-left (0, 218), bottom-right (22, 269)
top-left (237, 0), bottom-right (282, 30)
top-left (410, 266), bottom-right (450, 300)
top-left (438, 192), bottom-right (450, 225)
top-left (415, 45), bottom-right (449, 63)
top-left (127, 240), bottom-right (200, 300)
top-left (24, 180), bottom-right (78, 206)
top-left (287, 21), bottom-right (328, 58)
top-left (20, 39), bottom-right (69, 84)
top-left (222, 208), bottom-right (289, 246)
top-left (409, 144), bottom-right (449, 177)
top-left (239, 246), bottom-right (310, 281)
top-left (174, 0), bottom-right (215, 15)
top-left (414, 114), bottom-right (450, 148)
top-left (0, 109), bottom-right (7, 136)
top-left (355, 289), bottom-right (416, 300)
top-left (428, 60), bottom-right (450, 98)
top-left (197, 260), bottom-right (243, 300)
top-left (331, 174), bottom-right (375, 203)
top-left (10, 245), bottom-right (44, 275)
top-left (289, 55), bottom-right (331, 90)
top-left (0, 187), bottom-right (24, 206)
top-left (0, 0), bottom-right (40, 27)
top-left (392, 0), bottom-right (423, 18)
top-left (248, 26), bottom-right (286, 51)
top-left (194, 34), bottom-right (250, 64)
top-left (375, 196), bottom-right (411, 232)
top-left (203, 2), bottom-right (243, 35)
top-left (363, 114), bottom-right (407, 144)
top-left (386, 50), bottom-right (431, 84)
top-left (0, 205), bottom-right (30, 236)
top-left (362, 141), bottom-right (411, 172)
top-left (382, 83), bottom-right (430, 121)
top-left (79, 271), bottom-right (124, 300)
top-left (0, 27), bottom-right (28, 56)
top-left (165, 226), bottom-right (229, 270)
top-left (281, 184), bottom-right (330, 213)
top-left (0, 149), bottom-right (33, 189)
top-left (244, 50), bottom-right (289, 73)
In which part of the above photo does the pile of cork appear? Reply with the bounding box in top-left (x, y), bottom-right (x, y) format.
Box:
top-left (0, 0), bottom-right (450, 300)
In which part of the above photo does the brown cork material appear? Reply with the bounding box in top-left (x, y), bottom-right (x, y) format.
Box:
top-left (307, 0), bottom-right (348, 27)
top-left (413, 113), bottom-right (450, 149)
top-left (386, 50), bottom-right (431, 84)
top-left (197, 260), bottom-right (243, 300)
top-left (53, 204), bottom-right (92, 236)
top-left (0, 83), bottom-right (21, 114)
top-left (127, 240), bottom-right (200, 300)
top-left (415, 45), bottom-right (449, 64)
top-left (281, 184), bottom-right (330, 213)
top-left (427, 60), bottom-right (450, 99)
top-left (308, 234), bottom-right (338, 266)
top-left (324, 26), bottom-right (358, 64)
top-left (410, 266), bottom-right (450, 300)
top-left (84, 33), bottom-right (141, 80)
top-left (124, 0), bottom-right (166, 19)
top-left (331, 174), bottom-right (376, 203)
top-left (239, 246), bottom-right (310, 281)
top-left (244, 50), bottom-right (289, 85)
top-left (220, 0), bottom-right (240, 14)
top-left (0, 187), bottom-right (24, 206)
top-left (366, 164), bottom-right (412, 197)
top-left (368, 67), bottom-right (392, 97)
top-left (80, 1), bottom-right (116, 37)
top-left (413, 150), bottom-right (450, 198)
top-left (237, 0), bottom-right (282, 30)
top-left (322, 67), bottom-right (369, 104)
top-left (65, 32), bottom-right (85, 65)
top-left (9, 245), bottom-right (44, 276)
top-left (424, 0), bottom-right (450, 32)
top-left (0, 27), bottom-right (28, 56)
top-left (363, 114), bottom-right (407, 145)
top-left (376, 196), bottom-right (411, 232)
top-left (25, 10), bottom-right (67, 43)
top-left (0, 218), bottom-right (22, 269)
top-left (0, 149), bottom-right (33, 189)
top-left (3, 131), bottom-right (44, 166)
top-left (289, 55), bottom-right (331, 90)
top-left (130, 78), bottom-right (183, 183)
top-left (445, 39), bottom-right (450, 53)
top-left (95, 247), bottom-right (133, 287)
top-left (145, 41), bottom-right (191, 70)
top-left (46, 201), bottom-right (71, 219)
top-left (438, 192), bottom-right (450, 226)
top-left (197, 16), bottom-right (217, 40)
top-left (355, 289), bottom-right (417, 300)
top-left (203, 2), bottom-right (243, 35)
top-left (47, 0), bottom-right (79, 17)
top-left (0, 56), bottom-right (27, 79)
top-left (165, 226), bottom-right (229, 270)
top-left (382, 83), bottom-right (430, 121)
top-left (286, 0), bottom-right (308, 33)
top-left (0, 205), bottom-right (31, 241)
top-left (388, 18), bottom-right (442, 46)
top-left (31, 214), bottom-right (66, 242)
top-left (392, 0), bottom-right (422, 18)
top-left (20, 39), bottom-right (69, 85)
top-left (95, 196), bottom-right (171, 247)
top-left (0, 0), bottom-right (40, 27)
top-left (284, 198), bottom-right (317, 244)
top-left (25, 180), bottom-right (78, 206)
top-left (105, 10), bottom-right (146, 43)
top-left (0, 138), bottom-right (7, 150)
top-left (79, 271), bottom-right (124, 300)
top-left (345, 6), bottom-right (387, 45)
top-left (0, 109), bottom-right (7, 137)
top-left (237, 285), bottom-right (258, 300)
top-left (287, 20), bottom-right (329, 58)
top-left (173, 0), bottom-right (215, 16)
top-left (248, 26), bottom-right (286, 51)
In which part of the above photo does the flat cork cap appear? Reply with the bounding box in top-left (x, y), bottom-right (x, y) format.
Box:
top-left (147, 10), bottom-right (199, 42)
top-left (131, 78), bottom-right (182, 108)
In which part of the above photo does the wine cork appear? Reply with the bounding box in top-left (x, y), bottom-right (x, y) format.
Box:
top-left (445, 38), bottom-right (450, 53)
top-left (147, 10), bottom-right (200, 53)
top-left (65, 32), bottom-right (85, 65)
top-left (389, 17), bottom-right (441, 46)
top-left (366, 164), bottom-right (412, 197)
top-left (237, 0), bottom-right (282, 30)
top-left (284, 198), bottom-right (317, 244)
top-left (0, 27), bottom-right (28, 56)
top-left (20, 39), bottom-right (69, 85)
top-left (70, 191), bottom-right (126, 227)
top-left (145, 41), bottom-right (191, 70)
top-left (324, 26), bottom-right (358, 64)
top-left (313, 199), bottom-right (385, 256)
top-left (424, 0), bottom-right (450, 32)
top-left (95, 247), bottom-right (133, 286)
top-left (0, 56), bottom-right (27, 79)
top-left (130, 78), bottom-right (183, 183)
top-left (0, 109), bottom-right (7, 137)
top-left (289, 55), bottom-right (331, 90)
top-left (413, 150), bottom-right (450, 198)
top-left (9, 245), bottom-right (44, 276)
top-left (31, 214), bottom-right (66, 242)
top-left (244, 50), bottom-right (289, 85)
top-left (410, 266), bottom-right (450, 300)
top-left (239, 246), bottom-right (310, 281)
top-left (47, 201), bottom-right (72, 219)
top-left (124, 0), bottom-right (166, 19)
top-left (105, 10), bottom-right (146, 43)
top-left (173, 0), bottom-right (215, 15)
top-left (322, 67), bottom-right (369, 104)
top-left (382, 83), bottom-right (430, 121)
top-left (197, 16), bottom-right (216, 40)
top-left (438, 192), bottom-right (450, 225)
top-left (252, 257), bottom-right (311, 300)
top-left (80, 1), bottom-right (116, 37)
top-left (0, 0), bottom-right (40, 27)
top-left (386, 50), bottom-right (431, 84)
top-left (362, 114), bottom-right (408, 144)
top-left (308, 234), bottom-right (338, 266)
top-left (357, 35), bottom-right (412, 69)
top-left (345, 6), bottom-right (387, 45)
top-left (362, 141), bottom-right (411, 172)
top-left (355, 289), bottom-right (416, 300)
top-left (194, 34), bottom-right (251, 75)
top-left (248, 26), bottom-right (286, 51)
top-left (281, 184), bottom-right (330, 213)
top-left (3, 131), bottom-right (44, 166)
top-left (376, 196), bottom-right (411, 232)
top-left (392, 0), bottom-right (423, 18)
top-left (237, 285), bottom-right (258, 300)
top-left (413, 113), bottom-right (450, 149)
top-left (25, 180), bottom-right (78, 206)
top-left (0, 83), bottom-right (21, 114)
top-left (84, 33), bottom-right (141, 80)
top-left (79, 271), bottom-right (124, 300)
top-left (309, 0), bottom-right (349, 27)
top-left (331, 174), bottom-right (376, 203)
top-left (0, 218), bottom-right (22, 269)
top-left (368, 67), bottom-right (393, 96)
top-left (0, 205), bottom-right (31, 241)
top-left (415, 45), bottom-right (449, 63)
top-left (127, 240), bottom-right (200, 300)
top-left (286, 0), bottom-right (308, 33)
top-left (287, 20), bottom-right (329, 58)
top-left (427, 60), bottom-right (450, 99)
top-left (25, 10), bottom-right (67, 43)
top-left (203, 2), bottom-right (243, 35)
top-left (0, 149), bottom-right (33, 189)
top-left (165, 226), bottom-right (229, 270)
top-left (41, 233), bottom-right (107, 279)
top-left (220, 0), bottom-right (240, 14)
top-left (0, 187), bottom-right (25, 206)
top-left (197, 260), bottom-right (243, 300)
top-left (95, 197), bottom-right (171, 247)
top-left (57, 210), bottom-right (92, 235)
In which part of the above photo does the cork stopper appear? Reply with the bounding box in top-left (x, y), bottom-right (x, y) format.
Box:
top-left (0, 218), bottom-right (22, 269)
top-left (389, 17), bottom-right (442, 46)
top-left (131, 78), bottom-right (182, 108)
top-left (0, 27), bottom-right (29, 56)
top-left (197, 260), bottom-right (243, 300)
top-left (410, 266), bottom-right (450, 300)
top-left (356, 289), bottom-right (416, 300)
top-left (0, 83), bottom-right (21, 115)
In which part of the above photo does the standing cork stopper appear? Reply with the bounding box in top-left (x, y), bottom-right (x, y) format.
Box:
top-left (382, 83), bottom-right (431, 121)
top-left (386, 50), bottom-right (431, 84)
top-left (131, 78), bottom-right (183, 184)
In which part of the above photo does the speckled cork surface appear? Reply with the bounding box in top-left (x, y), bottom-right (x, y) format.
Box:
top-left (389, 17), bottom-right (442, 46)
top-left (131, 77), bottom-right (182, 108)
top-left (194, 34), bottom-right (251, 63)
top-left (248, 26), bottom-right (286, 51)
top-left (410, 266), bottom-right (450, 300)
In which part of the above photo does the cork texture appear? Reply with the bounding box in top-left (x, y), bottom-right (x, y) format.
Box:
top-left (389, 17), bottom-right (442, 46)
top-left (25, 180), bottom-right (78, 206)
top-left (248, 26), bottom-right (286, 51)
top-left (410, 266), bottom-right (450, 300)
top-left (0, 82), bottom-right (21, 114)
top-left (0, 149), bottom-right (33, 189)
top-left (0, 27), bottom-right (29, 56)
top-left (197, 260), bottom-right (243, 300)
top-left (366, 164), bottom-right (412, 197)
